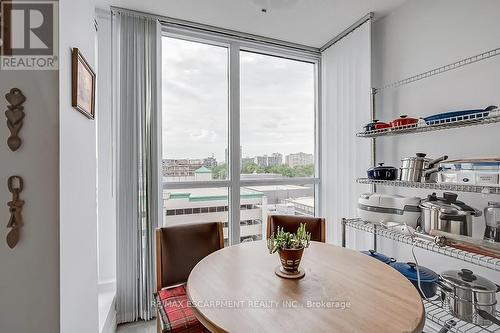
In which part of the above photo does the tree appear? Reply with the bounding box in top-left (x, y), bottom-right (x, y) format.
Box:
top-left (293, 164), bottom-right (314, 177)
top-left (212, 163), bottom-right (227, 179)
top-left (241, 161), bottom-right (265, 174)
top-left (268, 164), bottom-right (294, 177)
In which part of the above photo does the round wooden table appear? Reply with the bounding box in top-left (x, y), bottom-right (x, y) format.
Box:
top-left (187, 241), bottom-right (425, 333)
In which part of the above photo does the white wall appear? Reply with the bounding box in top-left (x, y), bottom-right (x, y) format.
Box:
top-left (344, 0), bottom-right (500, 319)
top-left (0, 70), bottom-right (60, 333)
top-left (59, 0), bottom-right (99, 332)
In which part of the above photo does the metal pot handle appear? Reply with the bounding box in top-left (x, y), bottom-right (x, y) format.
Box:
top-left (435, 280), bottom-right (452, 293)
top-left (439, 214), bottom-right (467, 222)
top-left (438, 320), bottom-right (456, 333)
top-left (428, 155), bottom-right (449, 168)
top-left (436, 277), bottom-right (453, 293)
top-left (477, 309), bottom-right (500, 326)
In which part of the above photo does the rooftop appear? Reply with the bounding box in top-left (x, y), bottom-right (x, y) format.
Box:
top-left (166, 187), bottom-right (264, 202)
top-left (195, 166), bottom-right (212, 174)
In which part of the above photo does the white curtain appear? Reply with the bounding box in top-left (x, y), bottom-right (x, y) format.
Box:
top-left (321, 21), bottom-right (372, 246)
top-left (112, 9), bottom-right (162, 323)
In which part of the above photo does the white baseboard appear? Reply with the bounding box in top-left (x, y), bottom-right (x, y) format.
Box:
top-left (99, 280), bottom-right (117, 333)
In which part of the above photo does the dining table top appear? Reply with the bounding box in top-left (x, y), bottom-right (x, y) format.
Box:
top-left (186, 240), bottom-right (425, 333)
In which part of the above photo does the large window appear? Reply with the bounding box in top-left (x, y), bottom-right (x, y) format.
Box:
top-left (162, 37), bottom-right (228, 182)
top-left (240, 51), bottom-right (315, 178)
top-left (162, 33), bottom-right (319, 244)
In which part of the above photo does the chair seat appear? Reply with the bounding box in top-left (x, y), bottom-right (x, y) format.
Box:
top-left (155, 284), bottom-right (208, 333)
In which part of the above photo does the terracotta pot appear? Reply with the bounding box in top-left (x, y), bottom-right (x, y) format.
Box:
top-left (278, 248), bottom-right (304, 273)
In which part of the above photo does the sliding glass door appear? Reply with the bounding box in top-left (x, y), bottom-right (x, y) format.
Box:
top-left (162, 32), bottom-right (320, 245)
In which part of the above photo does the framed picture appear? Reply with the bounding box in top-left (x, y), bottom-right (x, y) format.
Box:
top-left (71, 48), bottom-right (96, 119)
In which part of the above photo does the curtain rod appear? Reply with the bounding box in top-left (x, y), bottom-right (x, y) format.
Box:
top-left (110, 6), bottom-right (321, 56)
top-left (319, 12), bottom-right (373, 52)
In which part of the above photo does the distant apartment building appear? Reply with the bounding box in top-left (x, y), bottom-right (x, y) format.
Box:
top-left (253, 155), bottom-right (268, 167)
top-left (163, 157), bottom-right (218, 178)
top-left (267, 153), bottom-right (283, 166)
top-left (163, 184), bottom-right (315, 243)
top-left (253, 153), bottom-right (283, 167)
top-left (285, 152), bottom-right (313, 167)
top-left (203, 156), bottom-right (217, 168)
top-left (163, 187), bottom-right (267, 243)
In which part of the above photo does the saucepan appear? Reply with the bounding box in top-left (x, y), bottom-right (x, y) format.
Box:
top-left (440, 269), bottom-right (500, 327)
top-left (399, 153), bottom-right (448, 182)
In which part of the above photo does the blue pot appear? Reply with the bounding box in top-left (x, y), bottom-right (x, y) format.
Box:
top-left (361, 249), bottom-right (396, 264)
top-left (390, 262), bottom-right (443, 298)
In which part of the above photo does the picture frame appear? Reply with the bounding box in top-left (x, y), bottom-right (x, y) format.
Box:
top-left (71, 48), bottom-right (96, 119)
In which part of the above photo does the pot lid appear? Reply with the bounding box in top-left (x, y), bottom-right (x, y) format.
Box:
top-left (368, 163), bottom-right (397, 171)
top-left (441, 269), bottom-right (498, 292)
top-left (390, 262), bottom-right (438, 282)
top-left (420, 192), bottom-right (480, 216)
top-left (361, 249), bottom-right (395, 264)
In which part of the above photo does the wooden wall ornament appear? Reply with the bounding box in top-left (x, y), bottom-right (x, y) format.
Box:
top-left (5, 88), bottom-right (26, 151)
top-left (6, 176), bottom-right (24, 248)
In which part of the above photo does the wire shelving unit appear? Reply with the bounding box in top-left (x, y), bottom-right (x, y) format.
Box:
top-left (345, 45), bottom-right (500, 332)
top-left (341, 218), bottom-right (500, 272)
top-left (424, 297), bottom-right (500, 333)
top-left (356, 178), bottom-right (500, 195)
top-left (357, 111), bottom-right (500, 138)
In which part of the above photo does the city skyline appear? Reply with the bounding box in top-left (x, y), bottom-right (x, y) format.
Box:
top-left (163, 150), bottom-right (314, 165)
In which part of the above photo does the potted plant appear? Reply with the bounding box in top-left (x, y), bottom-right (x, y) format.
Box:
top-left (267, 223), bottom-right (311, 275)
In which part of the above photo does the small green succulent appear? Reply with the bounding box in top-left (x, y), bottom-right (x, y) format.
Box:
top-left (267, 223), bottom-right (311, 254)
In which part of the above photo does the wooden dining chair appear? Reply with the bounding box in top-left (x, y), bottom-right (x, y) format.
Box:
top-left (266, 215), bottom-right (326, 242)
top-left (155, 222), bottom-right (224, 333)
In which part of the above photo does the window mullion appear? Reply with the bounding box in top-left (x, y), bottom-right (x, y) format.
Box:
top-left (229, 42), bottom-right (241, 245)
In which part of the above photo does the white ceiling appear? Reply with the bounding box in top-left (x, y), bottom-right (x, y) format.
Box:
top-left (95, 0), bottom-right (407, 48)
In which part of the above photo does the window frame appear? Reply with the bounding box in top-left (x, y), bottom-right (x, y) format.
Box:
top-left (161, 27), bottom-right (322, 245)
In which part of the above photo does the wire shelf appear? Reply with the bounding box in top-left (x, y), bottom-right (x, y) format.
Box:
top-left (342, 218), bottom-right (500, 272)
top-left (356, 178), bottom-right (500, 195)
top-left (357, 111), bottom-right (500, 138)
top-left (424, 297), bottom-right (500, 333)
top-left (375, 47), bottom-right (500, 92)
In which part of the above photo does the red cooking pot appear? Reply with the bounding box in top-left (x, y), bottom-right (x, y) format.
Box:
top-left (375, 122), bottom-right (391, 130)
top-left (390, 115), bottom-right (418, 128)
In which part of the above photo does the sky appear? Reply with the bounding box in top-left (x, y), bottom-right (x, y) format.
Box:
top-left (162, 36), bottom-right (315, 162)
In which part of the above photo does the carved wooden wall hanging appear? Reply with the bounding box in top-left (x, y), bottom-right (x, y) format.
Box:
top-left (6, 176), bottom-right (24, 248)
top-left (5, 88), bottom-right (26, 151)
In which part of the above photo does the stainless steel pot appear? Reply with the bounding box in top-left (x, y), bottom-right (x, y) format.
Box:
top-left (419, 192), bottom-right (482, 236)
top-left (440, 269), bottom-right (500, 326)
top-left (400, 153), bottom-right (448, 182)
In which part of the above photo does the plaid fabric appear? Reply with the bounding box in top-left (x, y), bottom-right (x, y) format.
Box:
top-left (155, 284), bottom-right (209, 333)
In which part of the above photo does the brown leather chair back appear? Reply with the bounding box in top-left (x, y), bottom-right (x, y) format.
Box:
top-left (266, 215), bottom-right (326, 242)
top-left (156, 222), bottom-right (224, 291)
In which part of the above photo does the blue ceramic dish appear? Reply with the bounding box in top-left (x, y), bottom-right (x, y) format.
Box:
top-left (423, 105), bottom-right (497, 125)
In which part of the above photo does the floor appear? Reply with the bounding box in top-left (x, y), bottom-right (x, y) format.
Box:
top-left (117, 320), bottom-right (156, 333)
